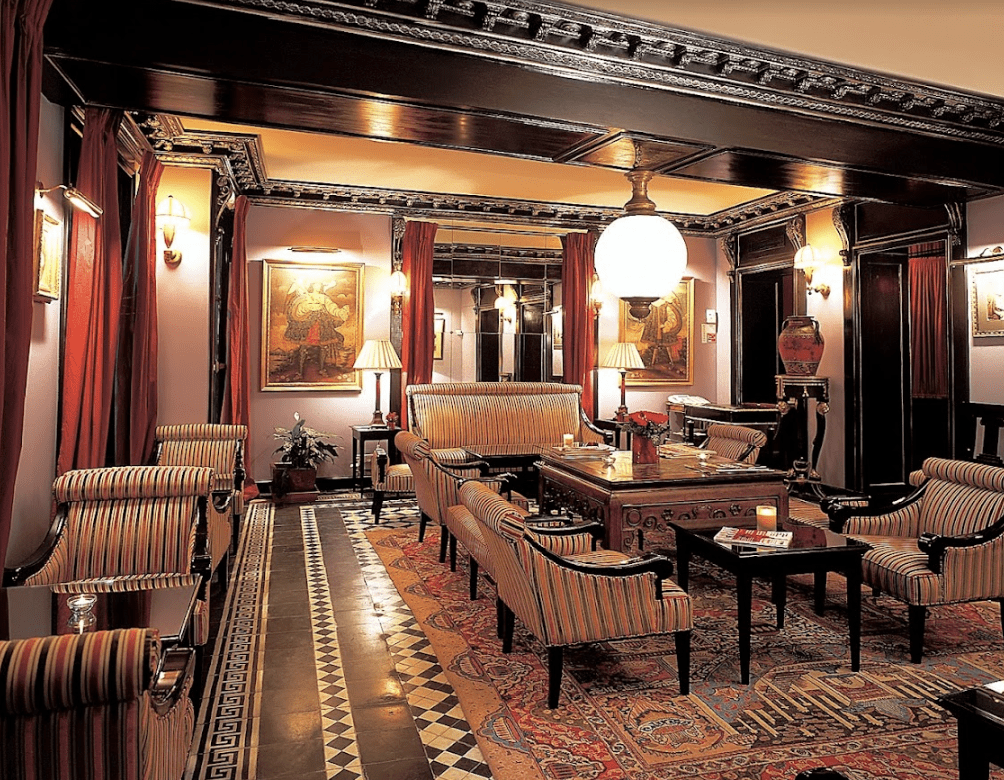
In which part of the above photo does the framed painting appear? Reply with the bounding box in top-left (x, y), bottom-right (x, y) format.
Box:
top-left (619, 277), bottom-right (694, 385)
top-left (433, 311), bottom-right (445, 360)
top-left (261, 259), bottom-right (364, 390)
top-left (972, 264), bottom-right (1004, 338)
top-left (33, 209), bottom-right (62, 302)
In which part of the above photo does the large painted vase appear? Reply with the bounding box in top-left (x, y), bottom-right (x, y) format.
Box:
top-left (777, 316), bottom-right (824, 376)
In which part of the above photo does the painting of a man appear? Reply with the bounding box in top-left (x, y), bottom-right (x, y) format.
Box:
top-left (619, 278), bottom-right (694, 385)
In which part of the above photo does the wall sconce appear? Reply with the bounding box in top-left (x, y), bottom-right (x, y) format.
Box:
top-left (35, 182), bottom-right (103, 218)
top-left (590, 272), bottom-right (604, 314)
top-left (494, 284), bottom-right (518, 323)
top-left (353, 339), bottom-right (402, 426)
top-left (156, 195), bottom-right (190, 266)
top-left (794, 244), bottom-right (831, 298)
top-left (389, 269), bottom-right (407, 314)
top-left (601, 342), bottom-right (645, 421)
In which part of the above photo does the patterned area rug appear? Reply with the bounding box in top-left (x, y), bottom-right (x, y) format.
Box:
top-left (366, 523), bottom-right (1004, 780)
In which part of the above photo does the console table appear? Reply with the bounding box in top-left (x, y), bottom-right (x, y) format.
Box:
top-left (776, 375), bottom-right (829, 480)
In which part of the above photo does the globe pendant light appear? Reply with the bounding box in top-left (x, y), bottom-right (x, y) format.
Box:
top-left (594, 169), bottom-right (687, 319)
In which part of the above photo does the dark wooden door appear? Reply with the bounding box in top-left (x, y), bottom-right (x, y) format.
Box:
top-left (739, 267), bottom-right (794, 403)
top-left (477, 308), bottom-right (500, 381)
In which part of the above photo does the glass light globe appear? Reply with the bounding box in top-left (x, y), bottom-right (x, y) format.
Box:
top-left (594, 214), bottom-right (688, 301)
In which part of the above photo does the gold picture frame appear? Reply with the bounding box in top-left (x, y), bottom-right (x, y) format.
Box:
top-left (32, 209), bottom-right (62, 302)
top-left (619, 277), bottom-right (694, 385)
top-left (433, 311), bottom-right (445, 360)
top-left (972, 264), bottom-right (1004, 338)
top-left (261, 259), bottom-right (364, 390)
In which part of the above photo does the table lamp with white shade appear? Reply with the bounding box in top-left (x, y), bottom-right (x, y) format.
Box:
top-left (601, 342), bottom-right (645, 421)
top-left (353, 339), bottom-right (401, 426)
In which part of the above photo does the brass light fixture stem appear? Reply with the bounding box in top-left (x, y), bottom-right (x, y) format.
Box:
top-left (623, 169), bottom-right (657, 215)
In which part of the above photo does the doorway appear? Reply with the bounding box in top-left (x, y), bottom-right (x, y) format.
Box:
top-left (737, 266), bottom-right (795, 405)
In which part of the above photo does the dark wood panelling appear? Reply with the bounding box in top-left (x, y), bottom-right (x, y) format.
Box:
top-left (855, 202), bottom-right (950, 243)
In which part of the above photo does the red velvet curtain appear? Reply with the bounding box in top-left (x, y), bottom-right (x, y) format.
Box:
top-left (222, 195), bottom-right (257, 492)
top-left (57, 108), bottom-right (124, 475)
top-left (909, 243), bottom-right (948, 399)
top-left (115, 151), bottom-right (163, 465)
top-left (561, 231), bottom-right (597, 419)
top-left (399, 220), bottom-right (437, 427)
top-left (0, 0), bottom-right (53, 566)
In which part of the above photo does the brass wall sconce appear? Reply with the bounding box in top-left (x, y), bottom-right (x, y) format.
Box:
top-left (590, 272), bottom-right (604, 314)
top-left (389, 269), bottom-right (407, 314)
top-left (35, 182), bottom-right (103, 218)
top-left (794, 244), bottom-right (831, 298)
top-left (156, 195), bottom-right (190, 266)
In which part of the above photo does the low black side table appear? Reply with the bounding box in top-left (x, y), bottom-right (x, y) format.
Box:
top-left (939, 687), bottom-right (1004, 780)
top-left (351, 425), bottom-right (399, 491)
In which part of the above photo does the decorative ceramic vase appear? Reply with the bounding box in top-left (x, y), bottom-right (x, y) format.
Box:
top-left (777, 316), bottom-right (824, 376)
top-left (631, 435), bottom-right (660, 465)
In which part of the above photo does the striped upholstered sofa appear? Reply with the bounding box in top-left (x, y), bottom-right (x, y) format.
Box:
top-left (0, 628), bottom-right (195, 780)
top-left (406, 381), bottom-right (607, 463)
top-left (460, 480), bottom-right (692, 708)
top-left (827, 457), bottom-right (1004, 662)
top-left (4, 466), bottom-right (220, 647)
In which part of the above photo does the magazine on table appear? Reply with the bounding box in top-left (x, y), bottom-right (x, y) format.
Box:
top-left (713, 526), bottom-right (793, 548)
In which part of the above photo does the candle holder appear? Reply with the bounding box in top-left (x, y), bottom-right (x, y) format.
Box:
top-left (67, 593), bottom-right (97, 632)
top-left (756, 505), bottom-right (778, 532)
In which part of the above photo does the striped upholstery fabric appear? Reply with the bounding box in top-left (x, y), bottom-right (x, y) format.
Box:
top-left (406, 382), bottom-right (604, 455)
top-left (155, 424), bottom-right (247, 516)
top-left (370, 460), bottom-right (414, 493)
top-left (843, 502), bottom-right (921, 538)
top-left (0, 628), bottom-right (194, 780)
top-left (445, 506), bottom-right (491, 572)
top-left (703, 423), bottom-right (767, 464)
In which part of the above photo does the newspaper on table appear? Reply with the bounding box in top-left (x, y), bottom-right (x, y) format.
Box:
top-left (713, 526), bottom-right (793, 549)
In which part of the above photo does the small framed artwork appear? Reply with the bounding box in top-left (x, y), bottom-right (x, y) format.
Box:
top-left (972, 264), bottom-right (1004, 338)
top-left (551, 305), bottom-right (563, 350)
top-left (433, 311), bottom-right (446, 360)
top-left (619, 277), bottom-right (694, 385)
top-left (261, 259), bottom-right (364, 390)
top-left (33, 209), bottom-right (62, 302)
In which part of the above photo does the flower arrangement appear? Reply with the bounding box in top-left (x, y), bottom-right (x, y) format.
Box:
top-left (273, 412), bottom-right (340, 469)
top-left (618, 410), bottom-right (673, 444)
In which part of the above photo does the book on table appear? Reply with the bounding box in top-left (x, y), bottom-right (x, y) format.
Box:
top-left (713, 526), bottom-right (793, 548)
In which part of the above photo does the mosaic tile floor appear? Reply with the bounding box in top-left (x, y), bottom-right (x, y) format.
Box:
top-left (186, 494), bottom-right (493, 780)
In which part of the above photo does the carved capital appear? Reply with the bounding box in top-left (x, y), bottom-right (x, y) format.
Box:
top-left (832, 201), bottom-right (855, 266)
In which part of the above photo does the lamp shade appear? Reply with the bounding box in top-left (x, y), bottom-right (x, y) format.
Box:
top-left (793, 244), bottom-right (819, 269)
top-left (353, 339), bottom-right (401, 370)
top-left (156, 195), bottom-right (190, 228)
top-left (601, 342), bottom-right (645, 370)
top-left (594, 214), bottom-right (688, 303)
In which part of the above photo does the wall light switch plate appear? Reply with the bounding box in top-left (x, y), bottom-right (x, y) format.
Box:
top-left (705, 309), bottom-right (717, 324)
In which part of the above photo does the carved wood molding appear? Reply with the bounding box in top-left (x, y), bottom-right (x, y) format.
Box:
top-left (179, 0), bottom-right (1004, 145)
top-left (832, 201), bottom-right (855, 266)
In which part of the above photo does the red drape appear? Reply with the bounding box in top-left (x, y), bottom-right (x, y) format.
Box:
top-left (399, 220), bottom-right (437, 428)
top-left (115, 151), bottom-right (163, 465)
top-left (561, 231), bottom-right (597, 419)
top-left (0, 0), bottom-right (53, 566)
top-left (909, 245), bottom-right (948, 399)
top-left (222, 195), bottom-right (257, 493)
top-left (57, 108), bottom-right (124, 475)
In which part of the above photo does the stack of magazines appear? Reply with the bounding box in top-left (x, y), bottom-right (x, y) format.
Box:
top-left (713, 526), bottom-right (793, 548)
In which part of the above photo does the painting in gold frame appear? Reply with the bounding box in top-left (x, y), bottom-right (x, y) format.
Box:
top-left (433, 311), bottom-right (446, 360)
top-left (261, 259), bottom-right (364, 390)
top-left (972, 264), bottom-right (1004, 338)
top-left (33, 209), bottom-right (62, 302)
top-left (619, 277), bottom-right (694, 385)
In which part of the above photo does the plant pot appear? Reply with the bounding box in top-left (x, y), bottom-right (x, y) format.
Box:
top-left (777, 315), bottom-right (824, 376)
top-left (631, 435), bottom-right (660, 465)
top-left (271, 463), bottom-right (318, 503)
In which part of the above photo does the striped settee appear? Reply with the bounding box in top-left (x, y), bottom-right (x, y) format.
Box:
top-left (406, 381), bottom-right (607, 463)
top-left (460, 481), bottom-right (692, 708)
top-left (827, 457), bottom-right (1004, 662)
top-left (0, 628), bottom-right (195, 780)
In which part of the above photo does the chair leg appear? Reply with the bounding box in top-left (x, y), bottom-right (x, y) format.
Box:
top-left (449, 534), bottom-right (458, 571)
top-left (998, 599), bottom-right (1004, 640)
top-left (908, 604), bottom-right (927, 663)
top-left (469, 560), bottom-right (479, 600)
top-left (547, 646), bottom-right (563, 708)
top-left (418, 513), bottom-right (430, 542)
top-left (675, 630), bottom-right (691, 696)
top-left (439, 528), bottom-right (449, 563)
top-left (502, 604), bottom-right (515, 653)
top-left (371, 490), bottom-right (385, 523)
top-left (496, 597), bottom-right (504, 639)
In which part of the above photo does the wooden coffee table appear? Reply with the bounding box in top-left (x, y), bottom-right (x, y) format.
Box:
top-left (670, 518), bottom-right (869, 684)
top-left (463, 444), bottom-right (553, 496)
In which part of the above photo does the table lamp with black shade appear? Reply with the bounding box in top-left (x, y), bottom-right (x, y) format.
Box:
top-left (353, 339), bottom-right (401, 426)
top-left (601, 342), bottom-right (645, 421)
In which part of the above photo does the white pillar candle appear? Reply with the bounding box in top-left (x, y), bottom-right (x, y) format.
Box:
top-left (756, 505), bottom-right (777, 532)
top-left (562, 433), bottom-right (574, 449)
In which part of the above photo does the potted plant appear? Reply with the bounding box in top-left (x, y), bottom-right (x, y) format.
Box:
top-left (271, 413), bottom-right (340, 501)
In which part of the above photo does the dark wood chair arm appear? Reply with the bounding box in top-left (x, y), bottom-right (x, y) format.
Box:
top-left (211, 489), bottom-right (233, 514)
top-left (150, 647), bottom-right (196, 716)
top-left (147, 440), bottom-right (164, 466)
top-left (3, 508), bottom-right (68, 586)
top-left (918, 512), bottom-right (1004, 574)
top-left (826, 484), bottom-right (928, 533)
top-left (580, 407), bottom-right (614, 445)
top-left (524, 518), bottom-right (605, 545)
top-left (525, 535), bottom-right (674, 590)
top-left (375, 447), bottom-right (388, 484)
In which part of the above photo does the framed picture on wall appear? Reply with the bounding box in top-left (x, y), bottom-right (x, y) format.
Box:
top-left (433, 311), bottom-right (445, 360)
top-left (261, 259), bottom-right (364, 390)
top-left (619, 277), bottom-right (694, 385)
top-left (32, 209), bottom-right (62, 302)
top-left (972, 264), bottom-right (1004, 338)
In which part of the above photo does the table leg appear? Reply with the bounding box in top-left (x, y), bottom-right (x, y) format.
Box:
top-left (772, 575), bottom-right (786, 629)
top-left (957, 724), bottom-right (991, 780)
top-left (738, 572), bottom-right (752, 684)
top-left (352, 437), bottom-right (360, 490)
top-left (847, 561), bottom-right (862, 672)
top-left (814, 570), bottom-right (827, 614)
top-left (676, 539), bottom-right (690, 592)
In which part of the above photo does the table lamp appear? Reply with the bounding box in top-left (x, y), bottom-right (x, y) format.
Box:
top-left (353, 339), bottom-right (401, 426)
top-left (601, 342), bottom-right (645, 421)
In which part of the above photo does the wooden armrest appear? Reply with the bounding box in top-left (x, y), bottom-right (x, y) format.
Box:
top-left (150, 647), bottom-right (195, 716)
top-left (374, 448), bottom-right (388, 483)
top-left (3, 508), bottom-right (68, 586)
top-left (211, 489), bottom-right (233, 513)
top-left (580, 408), bottom-right (613, 445)
top-left (917, 512), bottom-right (1004, 574)
top-left (826, 484), bottom-right (927, 532)
top-left (525, 536), bottom-right (674, 591)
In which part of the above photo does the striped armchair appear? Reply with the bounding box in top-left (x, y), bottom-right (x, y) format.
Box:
top-left (701, 423), bottom-right (768, 464)
top-left (460, 481), bottom-right (692, 708)
top-left (153, 423), bottom-right (246, 555)
top-left (827, 457), bottom-right (1004, 662)
top-left (368, 446), bottom-right (414, 522)
top-left (0, 628), bottom-right (195, 780)
top-left (4, 466), bottom-right (217, 647)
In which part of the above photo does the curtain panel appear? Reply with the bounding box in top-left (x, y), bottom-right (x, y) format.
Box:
top-left (0, 0), bottom-right (54, 566)
top-left (399, 220), bottom-right (437, 427)
top-left (57, 108), bottom-right (124, 475)
top-left (908, 247), bottom-right (949, 399)
top-left (561, 231), bottom-right (597, 419)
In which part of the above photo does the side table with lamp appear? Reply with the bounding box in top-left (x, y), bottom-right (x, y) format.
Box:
top-left (352, 339), bottom-right (404, 492)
